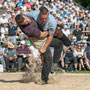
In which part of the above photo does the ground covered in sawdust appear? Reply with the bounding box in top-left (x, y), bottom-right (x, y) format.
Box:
top-left (0, 72), bottom-right (90, 90)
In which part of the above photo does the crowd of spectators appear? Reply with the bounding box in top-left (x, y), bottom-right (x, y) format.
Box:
top-left (0, 0), bottom-right (90, 72)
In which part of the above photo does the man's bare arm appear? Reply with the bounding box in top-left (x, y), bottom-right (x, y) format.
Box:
top-left (40, 34), bottom-right (53, 53)
top-left (39, 31), bottom-right (49, 38)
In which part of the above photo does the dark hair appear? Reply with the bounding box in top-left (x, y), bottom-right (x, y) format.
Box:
top-left (9, 22), bottom-right (13, 25)
top-left (15, 14), bottom-right (24, 24)
top-left (40, 7), bottom-right (49, 15)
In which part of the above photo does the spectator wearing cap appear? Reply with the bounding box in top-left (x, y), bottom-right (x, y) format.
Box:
top-left (8, 13), bottom-right (16, 24)
top-left (2, 33), bottom-right (10, 46)
top-left (3, 41), bottom-right (17, 72)
top-left (3, 0), bottom-right (9, 9)
top-left (16, 40), bottom-right (31, 71)
top-left (8, 22), bottom-right (17, 44)
top-left (49, 5), bottom-right (56, 15)
top-left (66, 18), bottom-right (73, 29)
top-left (63, 15), bottom-right (68, 24)
top-left (75, 4), bottom-right (80, 12)
top-left (57, 17), bottom-right (64, 26)
top-left (62, 25), bottom-right (70, 39)
top-left (6, 10), bottom-right (11, 19)
top-left (9, 0), bottom-right (16, 9)
top-left (71, 16), bottom-right (77, 25)
top-left (0, 14), bottom-right (8, 24)
top-left (76, 18), bottom-right (81, 26)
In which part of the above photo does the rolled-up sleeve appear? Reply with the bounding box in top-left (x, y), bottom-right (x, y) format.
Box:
top-left (46, 15), bottom-right (57, 34)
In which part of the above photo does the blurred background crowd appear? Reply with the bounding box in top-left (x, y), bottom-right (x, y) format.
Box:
top-left (0, 0), bottom-right (90, 72)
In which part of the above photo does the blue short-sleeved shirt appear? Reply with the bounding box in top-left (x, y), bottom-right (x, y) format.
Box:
top-left (26, 10), bottom-right (57, 34)
top-left (17, 2), bottom-right (23, 7)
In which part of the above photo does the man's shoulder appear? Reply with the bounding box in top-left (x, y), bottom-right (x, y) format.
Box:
top-left (30, 9), bottom-right (40, 14)
top-left (26, 10), bottom-right (40, 17)
top-left (48, 14), bottom-right (57, 27)
top-left (48, 14), bottom-right (56, 23)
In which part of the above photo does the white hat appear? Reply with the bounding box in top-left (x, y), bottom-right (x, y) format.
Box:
top-left (82, 40), bottom-right (86, 43)
top-left (21, 40), bottom-right (25, 44)
top-left (2, 14), bottom-right (6, 16)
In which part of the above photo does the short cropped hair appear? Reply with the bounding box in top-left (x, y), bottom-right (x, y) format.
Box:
top-left (15, 14), bottom-right (24, 25)
top-left (40, 7), bottom-right (49, 15)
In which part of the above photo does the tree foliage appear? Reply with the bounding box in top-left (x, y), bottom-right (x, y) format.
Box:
top-left (74, 0), bottom-right (90, 10)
